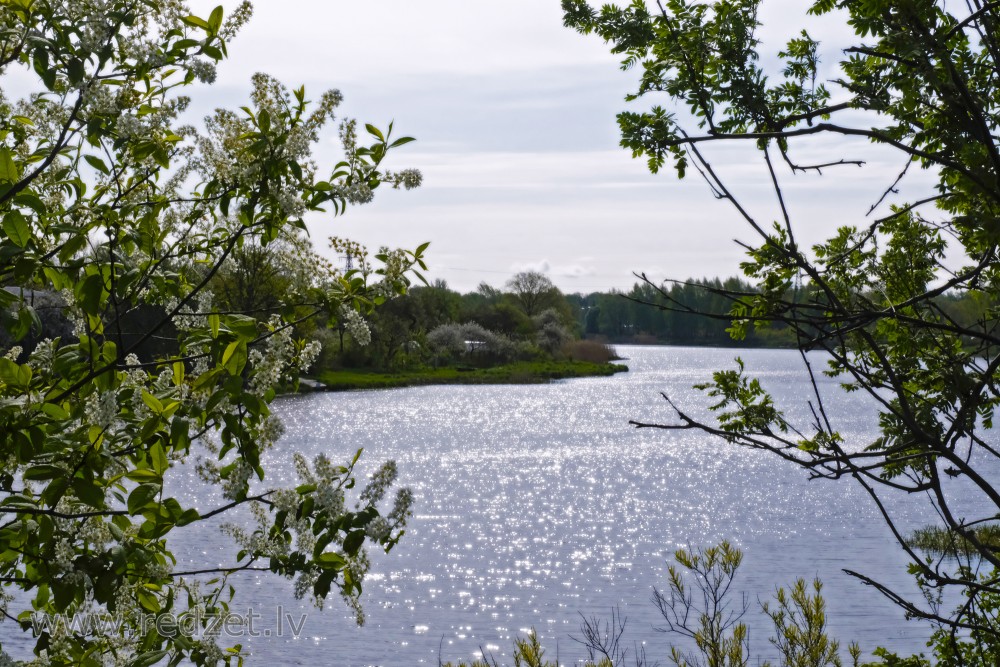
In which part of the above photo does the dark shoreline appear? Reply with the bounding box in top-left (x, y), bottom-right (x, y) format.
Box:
top-left (306, 360), bottom-right (629, 392)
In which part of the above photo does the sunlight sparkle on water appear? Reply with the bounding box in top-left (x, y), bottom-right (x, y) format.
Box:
top-left (147, 346), bottom-right (970, 665)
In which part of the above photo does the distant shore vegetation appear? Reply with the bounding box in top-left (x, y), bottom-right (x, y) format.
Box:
top-left (304, 271), bottom-right (627, 389)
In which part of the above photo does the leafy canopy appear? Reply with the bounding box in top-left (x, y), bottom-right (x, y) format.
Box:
top-left (565, 0), bottom-right (1000, 660)
top-left (0, 1), bottom-right (424, 665)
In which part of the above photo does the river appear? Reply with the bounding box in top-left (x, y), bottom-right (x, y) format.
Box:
top-left (5, 345), bottom-right (964, 664)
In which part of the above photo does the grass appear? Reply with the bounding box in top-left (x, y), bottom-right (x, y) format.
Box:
top-left (312, 360), bottom-right (628, 392)
top-left (906, 524), bottom-right (1000, 557)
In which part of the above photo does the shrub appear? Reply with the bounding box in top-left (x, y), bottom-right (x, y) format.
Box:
top-left (427, 321), bottom-right (520, 365)
top-left (533, 308), bottom-right (572, 355)
top-left (562, 339), bottom-right (619, 364)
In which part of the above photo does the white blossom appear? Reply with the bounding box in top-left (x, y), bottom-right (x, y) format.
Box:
top-left (221, 459), bottom-right (252, 500)
top-left (198, 638), bottom-right (225, 666)
top-left (364, 516), bottom-right (390, 542)
top-left (298, 339), bottom-right (321, 371)
top-left (85, 390), bottom-right (118, 429)
top-left (359, 460), bottom-right (397, 506)
top-left (187, 59), bottom-right (217, 84)
top-left (315, 482), bottom-right (344, 517)
top-left (339, 305), bottom-right (371, 346)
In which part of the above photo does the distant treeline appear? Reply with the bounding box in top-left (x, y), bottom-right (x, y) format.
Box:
top-left (570, 277), bottom-right (992, 348)
top-left (344, 276), bottom-right (994, 366)
top-left (570, 278), bottom-right (796, 347)
top-left (8, 273), bottom-right (984, 374)
top-left (337, 276), bottom-right (792, 370)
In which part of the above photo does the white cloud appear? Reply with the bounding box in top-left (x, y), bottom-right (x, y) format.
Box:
top-left (181, 0), bottom-right (947, 295)
top-left (507, 260), bottom-right (596, 280)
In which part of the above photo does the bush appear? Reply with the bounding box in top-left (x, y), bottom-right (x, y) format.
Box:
top-left (533, 308), bottom-right (572, 355)
top-left (562, 339), bottom-right (619, 364)
top-left (426, 321), bottom-right (520, 365)
top-left (442, 543), bottom-right (861, 667)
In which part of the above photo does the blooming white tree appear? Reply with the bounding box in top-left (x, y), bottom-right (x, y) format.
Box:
top-left (0, 2), bottom-right (424, 664)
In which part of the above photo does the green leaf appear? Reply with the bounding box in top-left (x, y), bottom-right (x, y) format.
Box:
top-left (176, 508), bottom-right (199, 527)
top-left (13, 192), bottom-right (46, 216)
top-left (77, 273), bottom-right (105, 316)
top-left (84, 154), bottom-right (110, 175)
top-left (181, 14), bottom-right (210, 30)
top-left (172, 361), bottom-right (185, 386)
top-left (40, 477), bottom-right (69, 507)
top-left (365, 124), bottom-right (385, 141)
top-left (141, 389), bottom-right (164, 414)
top-left (40, 401), bottom-right (69, 420)
top-left (128, 484), bottom-right (159, 515)
top-left (132, 650), bottom-right (170, 667)
top-left (226, 314), bottom-right (258, 340)
top-left (222, 340), bottom-right (247, 375)
top-left (170, 417), bottom-right (190, 451)
top-left (22, 464), bottom-right (65, 481)
top-left (125, 469), bottom-right (161, 482)
top-left (0, 148), bottom-right (19, 183)
top-left (317, 551), bottom-right (346, 569)
top-left (2, 210), bottom-right (30, 247)
top-left (150, 441), bottom-right (168, 475)
top-left (343, 529), bottom-right (365, 556)
top-left (71, 477), bottom-right (104, 508)
top-left (208, 5), bottom-right (224, 32)
top-left (201, 44), bottom-right (223, 60)
top-left (0, 358), bottom-right (29, 388)
top-left (66, 58), bottom-right (85, 85)
top-left (136, 588), bottom-right (160, 613)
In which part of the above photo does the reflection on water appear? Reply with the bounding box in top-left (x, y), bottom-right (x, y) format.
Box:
top-left (3, 346), bottom-right (965, 664)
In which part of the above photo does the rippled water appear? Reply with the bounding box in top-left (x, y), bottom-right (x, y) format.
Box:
top-left (6, 346), bottom-right (972, 664)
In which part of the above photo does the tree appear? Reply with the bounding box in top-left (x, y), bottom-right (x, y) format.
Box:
top-left (0, 2), bottom-right (425, 664)
top-left (210, 227), bottom-right (333, 320)
top-left (565, 0), bottom-right (1000, 659)
top-left (506, 271), bottom-right (559, 317)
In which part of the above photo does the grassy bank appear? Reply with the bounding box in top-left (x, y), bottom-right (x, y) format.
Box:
top-left (312, 360), bottom-right (628, 391)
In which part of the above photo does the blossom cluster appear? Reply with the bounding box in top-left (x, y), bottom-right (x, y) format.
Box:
top-left (339, 305), bottom-right (372, 347)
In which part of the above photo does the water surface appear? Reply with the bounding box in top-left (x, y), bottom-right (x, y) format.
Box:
top-left (218, 346), bottom-right (947, 665)
top-left (6, 346), bottom-right (964, 664)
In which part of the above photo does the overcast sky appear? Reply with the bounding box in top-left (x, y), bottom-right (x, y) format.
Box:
top-left (187, 1), bottom-right (938, 294)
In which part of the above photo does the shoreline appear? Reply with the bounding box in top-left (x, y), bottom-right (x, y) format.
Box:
top-left (307, 360), bottom-right (629, 392)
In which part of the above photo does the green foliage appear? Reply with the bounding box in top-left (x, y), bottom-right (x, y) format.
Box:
top-left (762, 578), bottom-right (857, 667)
top-left (314, 277), bottom-right (589, 372)
top-left (576, 278), bottom-right (800, 347)
top-left (506, 271), bottom-right (561, 317)
top-left (566, 0), bottom-right (1000, 654)
top-left (445, 543), bottom-right (859, 667)
top-left (562, 339), bottom-right (619, 364)
top-left (655, 542), bottom-right (751, 667)
top-left (0, 2), bottom-right (421, 664)
top-left (907, 525), bottom-right (1000, 559)
top-left (439, 629), bottom-right (607, 667)
top-left (695, 358), bottom-right (791, 439)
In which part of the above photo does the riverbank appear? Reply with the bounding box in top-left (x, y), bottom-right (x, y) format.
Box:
top-left (310, 360), bottom-right (628, 391)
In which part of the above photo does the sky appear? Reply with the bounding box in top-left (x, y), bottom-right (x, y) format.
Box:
top-left (186, 0), bottom-right (940, 294)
